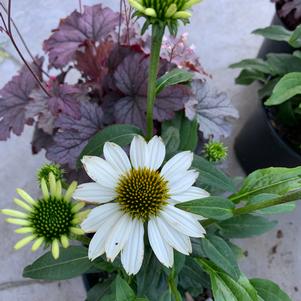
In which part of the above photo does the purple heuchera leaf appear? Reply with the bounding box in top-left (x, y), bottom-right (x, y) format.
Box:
top-left (185, 80), bottom-right (239, 140)
top-left (0, 57), bottom-right (43, 140)
top-left (46, 101), bottom-right (103, 168)
top-left (143, 33), bottom-right (208, 75)
top-left (112, 52), bottom-right (191, 130)
top-left (43, 4), bottom-right (120, 68)
top-left (47, 81), bottom-right (83, 119)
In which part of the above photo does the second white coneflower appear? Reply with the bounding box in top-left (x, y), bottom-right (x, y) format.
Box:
top-left (1, 173), bottom-right (85, 259)
top-left (73, 135), bottom-right (209, 275)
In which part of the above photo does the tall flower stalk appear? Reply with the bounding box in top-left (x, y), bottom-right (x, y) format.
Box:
top-left (146, 23), bottom-right (165, 140)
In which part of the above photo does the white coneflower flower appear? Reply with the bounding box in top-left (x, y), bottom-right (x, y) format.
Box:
top-left (74, 136), bottom-right (209, 275)
top-left (1, 173), bottom-right (85, 259)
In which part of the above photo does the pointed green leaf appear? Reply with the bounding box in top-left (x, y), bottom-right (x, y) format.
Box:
top-left (219, 214), bottom-right (277, 238)
top-left (176, 196), bottom-right (234, 220)
top-left (23, 246), bottom-right (93, 280)
top-left (250, 278), bottom-right (292, 301)
top-left (78, 124), bottom-right (143, 166)
top-left (156, 68), bottom-right (193, 94)
top-left (201, 235), bottom-right (240, 280)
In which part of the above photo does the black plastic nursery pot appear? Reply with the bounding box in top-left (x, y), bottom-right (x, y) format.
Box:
top-left (234, 102), bottom-right (301, 174)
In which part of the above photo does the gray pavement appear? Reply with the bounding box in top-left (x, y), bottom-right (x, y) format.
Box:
top-left (1, 1), bottom-right (300, 300)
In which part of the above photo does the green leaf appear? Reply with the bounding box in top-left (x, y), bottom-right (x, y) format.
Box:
top-left (250, 278), bottom-right (292, 301)
top-left (230, 166), bottom-right (301, 203)
top-left (179, 257), bottom-right (209, 297)
top-left (200, 259), bottom-right (258, 301)
top-left (116, 275), bottom-right (136, 301)
top-left (219, 214), bottom-right (277, 238)
top-left (78, 124), bottom-right (143, 165)
top-left (201, 235), bottom-right (240, 280)
top-left (248, 193), bottom-right (296, 215)
top-left (23, 246), bottom-right (93, 280)
top-left (229, 59), bottom-right (272, 74)
top-left (87, 279), bottom-right (114, 301)
top-left (289, 24), bottom-right (301, 48)
top-left (156, 68), bottom-right (193, 94)
top-left (266, 54), bottom-right (301, 75)
top-left (253, 25), bottom-right (291, 42)
top-left (192, 155), bottom-right (236, 193)
top-left (162, 112), bottom-right (198, 153)
top-left (159, 291), bottom-right (172, 301)
top-left (258, 77), bottom-right (281, 100)
top-left (265, 72), bottom-right (301, 106)
top-left (176, 196), bottom-right (234, 221)
top-left (235, 69), bottom-right (266, 85)
top-left (136, 248), bottom-right (167, 300)
top-left (161, 126), bottom-right (180, 155)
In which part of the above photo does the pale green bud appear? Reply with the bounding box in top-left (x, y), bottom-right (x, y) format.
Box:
top-left (144, 8), bottom-right (157, 17)
top-left (165, 4), bottom-right (178, 18)
top-left (173, 11), bottom-right (192, 19)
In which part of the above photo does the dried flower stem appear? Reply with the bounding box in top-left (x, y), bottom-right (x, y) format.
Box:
top-left (146, 23), bottom-right (165, 140)
top-left (78, 0), bottom-right (82, 13)
top-left (0, 0), bottom-right (50, 96)
top-left (0, 3), bottom-right (49, 78)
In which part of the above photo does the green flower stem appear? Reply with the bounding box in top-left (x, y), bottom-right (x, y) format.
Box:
top-left (146, 23), bottom-right (165, 140)
top-left (202, 189), bottom-right (301, 227)
top-left (168, 273), bottom-right (182, 301)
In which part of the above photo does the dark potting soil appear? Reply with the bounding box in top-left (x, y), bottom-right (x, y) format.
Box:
top-left (275, 1), bottom-right (301, 30)
top-left (265, 106), bottom-right (301, 156)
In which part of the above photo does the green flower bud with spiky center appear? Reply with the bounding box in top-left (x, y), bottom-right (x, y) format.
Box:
top-left (37, 164), bottom-right (64, 185)
top-left (1, 173), bottom-right (87, 259)
top-left (203, 141), bottom-right (228, 163)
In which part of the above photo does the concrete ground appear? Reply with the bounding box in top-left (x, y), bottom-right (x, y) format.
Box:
top-left (0, 0), bottom-right (300, 300)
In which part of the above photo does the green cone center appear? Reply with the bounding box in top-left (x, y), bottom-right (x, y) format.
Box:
top-left (29, 197), bottom-right (75, 242)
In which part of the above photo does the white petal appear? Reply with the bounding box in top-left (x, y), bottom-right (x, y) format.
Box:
top-left (171, 186), bottom-right (210, 202)
top-left (73, 182), bottom-right (116, 203)
top-left (168, 170), bottom-right (199, 195)
top-left (145, 136), bottom-right (166, 170)
top-left (88, 211), bottom-right (122, 260)
top-left (121, 219), bottom-right (144, 275)
top-left (130, 136), bottom-right (147, 169)
top-left (161, 205), bottom-right (206, 238)
top-left (156, 216), bottom-right (192, 255)
top-left (105, 214), bottom-right (134, 262)
top-left (82, 156), bottom-right (120, 189)
top-left (161, 151), bottom-right (193, 181)
top-left (148, 218), bottom-right (174, 268)
top-left (103, 142), bottom-right (131, 174)
top-left (81, 203), bottom-right (120, 233)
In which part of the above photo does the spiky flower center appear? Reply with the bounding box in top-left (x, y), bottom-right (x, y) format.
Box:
top-left (142, 0), bottom-right (187, 18)
top-left (29, 197), bottom-right (75, 243)
top-left (116, 167), bottom-right (170, 221)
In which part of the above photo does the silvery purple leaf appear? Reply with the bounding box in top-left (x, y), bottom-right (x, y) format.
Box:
top-left (43, 4), bottom-right (120, 68)
top-left (185, 80), bottom-right (239, 140)
top-left (0, 57), bottom-right (43, 140)
top-left (46, 101), bottom-right (103, 168)
top-left (112, 53), bottom-right (190, 130)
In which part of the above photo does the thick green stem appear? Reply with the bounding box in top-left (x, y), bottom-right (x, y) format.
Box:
top-left (146, 23), bottom-right (165, 140)
top-left (202, 189), bottom-right (301, 227)
top-left (168, 273), bottom-right (182, 301)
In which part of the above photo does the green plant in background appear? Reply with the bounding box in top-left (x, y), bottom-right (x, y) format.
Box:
top-left (1, 1), bottom-right (301, 301)
top-left (231, 24), bottom-right (301, 127)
